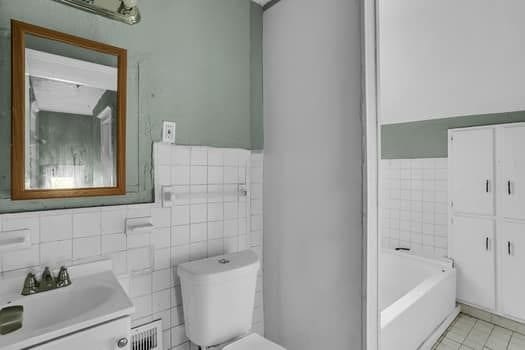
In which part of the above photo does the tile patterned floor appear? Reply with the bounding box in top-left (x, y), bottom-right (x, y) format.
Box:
top-left (433, 314), bottom-right (525, 350)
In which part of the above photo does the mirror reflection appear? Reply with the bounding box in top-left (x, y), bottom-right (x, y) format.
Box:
top-left (24, 34), bottom-right (118, 190)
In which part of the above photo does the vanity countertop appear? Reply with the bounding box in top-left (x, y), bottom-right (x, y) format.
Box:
top-left (0, 261), bottom-right (134, 350)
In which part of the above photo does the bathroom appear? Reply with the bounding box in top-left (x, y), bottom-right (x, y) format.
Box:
top-left (0, 0), bottom-right (525, 349)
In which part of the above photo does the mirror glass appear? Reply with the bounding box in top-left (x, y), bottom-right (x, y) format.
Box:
top-left (24, 34), bottom-right (118, 190)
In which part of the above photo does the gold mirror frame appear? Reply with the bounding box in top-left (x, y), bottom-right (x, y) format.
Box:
top-left (11, 20), bottom-right (127, 200)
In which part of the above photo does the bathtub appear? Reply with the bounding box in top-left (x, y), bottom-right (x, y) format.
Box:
top-left (380, 250), bottom-right (457, 350)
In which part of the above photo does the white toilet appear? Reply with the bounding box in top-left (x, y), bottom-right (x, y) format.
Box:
top-left (178, 250), bottom-right (285, 350)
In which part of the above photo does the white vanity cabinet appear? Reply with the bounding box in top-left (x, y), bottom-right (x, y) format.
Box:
top-left (449, 123), bottom-right (525, 322)
top-left (31, 317), bottom-right (131, 350)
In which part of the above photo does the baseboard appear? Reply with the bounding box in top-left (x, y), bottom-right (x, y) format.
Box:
top-left (419, 306), bottom-right (461, 350)
top-left (459, 303), bottom-right (525, 335)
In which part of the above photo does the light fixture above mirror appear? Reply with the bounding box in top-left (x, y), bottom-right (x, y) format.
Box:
top-left (52, 0), bottom-right (141, 25)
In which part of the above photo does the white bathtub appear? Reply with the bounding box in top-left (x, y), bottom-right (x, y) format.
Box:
top-left (380, 250), bottom-right (457, 350)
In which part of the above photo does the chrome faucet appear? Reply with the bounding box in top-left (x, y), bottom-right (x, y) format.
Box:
top-left (21, 266), bottom-right (72, 296)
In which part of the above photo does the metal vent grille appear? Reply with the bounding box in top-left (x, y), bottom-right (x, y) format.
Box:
top-left (131, 319), bottom-right (163, 350)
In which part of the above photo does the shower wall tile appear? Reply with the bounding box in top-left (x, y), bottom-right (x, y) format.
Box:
top-left (381, 158), bottom-right (449, 258)
top-left (0, 144), bottom-right (265, 350)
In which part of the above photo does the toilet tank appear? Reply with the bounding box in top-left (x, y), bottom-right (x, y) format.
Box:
top-left (177, 250), bottom-right (260, 347)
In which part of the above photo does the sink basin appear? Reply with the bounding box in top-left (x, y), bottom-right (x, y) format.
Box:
top-left (0, 261), bottom-right (134, 350)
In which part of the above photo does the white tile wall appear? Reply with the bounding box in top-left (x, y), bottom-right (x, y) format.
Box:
top-left (381, 158), bottom-right (449, 258)
top-left (0, 144), bottom-right (264, 350)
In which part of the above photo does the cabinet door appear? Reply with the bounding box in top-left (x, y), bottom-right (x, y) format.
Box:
top-left (499, 221), bottom-right (525, 320)
top-left (31, 317), bottom-right (130, 350)
top-left (451, 216), bottom-right (495, 310)
top-left (450, 128), bottom-right (494, 216)
top-left (502, 125), bottom-right (525, 220)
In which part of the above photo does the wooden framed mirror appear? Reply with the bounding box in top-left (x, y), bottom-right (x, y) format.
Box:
top-left (11, 20), bottom-right (126, 200)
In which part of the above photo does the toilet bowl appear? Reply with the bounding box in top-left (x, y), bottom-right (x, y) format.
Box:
top-left (177, 250), bottom-right (286, 350)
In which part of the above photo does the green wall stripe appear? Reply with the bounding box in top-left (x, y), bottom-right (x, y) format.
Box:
top-left (381, 111), bottom-right (525, 159)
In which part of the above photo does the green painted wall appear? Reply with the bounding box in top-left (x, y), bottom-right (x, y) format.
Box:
top-left (250, 2), bottom-right (264, 150)
top-left (0, 0), bottom-right (264, 213)
top-left (381, 111), bottom-right (525, 159)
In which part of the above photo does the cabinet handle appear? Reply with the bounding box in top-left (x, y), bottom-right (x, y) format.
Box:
top-left (486, 180), bottom-right (490, 193)
top-left (486, 237), bottom-right (489, 251)
top-left (508, 181), bottom-right (512, 195)
top-left (508, 241), bottom-right (512, 256)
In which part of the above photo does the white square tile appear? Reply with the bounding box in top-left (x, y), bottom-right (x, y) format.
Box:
top-left (152, 289), bottom-right (171, 313)
top-left (101, 233), bottom-right (126, 254)
top-left (208, 148), bottom-right (223, 166)
top-left (154, 247), bottom-right (171, 270)
top-left (127, 232), bottom-right (150, 249)
top-left (172, 147), bottom-right (190, 166)
top-left (207, 239), bottom-right (224, 257)
top-left (156, 143), bottom-right (172, 166)
top-left (110, 251), bottom-right (128, 275)
top-left (40, 240), bottom-right (72, 265)
top-left (154, 310), bottom-right (171, 330)
top-left (172, 206), bottom-right (190, 226)
top-left (207, 185), bottom-right (224, 203)
top-left (73, 212), bottom-right (101, 237)
top-left (172, 245), bottom-right (190, 267)
top-left (40, 214), bottom-right (72, 242)
top-left (223, 149), bottom-right (238, 167)
top-left (190, 166), bottom-right (207, 185)
top-left (172, 225), bottom-right (190, 246)
top-left (157, 165), bottom-right (171, 187)
top-left (128, 247), bottom-right (152, 272)
top-left (73, 236), bottom-right (101, 260)
top-left (224, 220), bottom-right (238, 237)
top-left (162, 330), bottom-right (172, 349)
top-left (132, 294), bottom-right (152, 320)
top-left (130, 272), bottom-right (152, 297)
top-left (2, 214), bottom-right (40, 245)
top-left (171, 324), bottom-right (188, 347)
top-left (101, 209), bottom-right (126, 234)
top-left (224, 202), bottom-right (238, 220)
top-left (224, 237), bottom-right (239, 254)
top-left (2, 246), bottom-right (39, 271)
top-left (151, 227), bottom-right (171, 249)
top-left (190, 223), bottom-right (207, 243)
top-left (208, 167), bottom-right (224, 184)
top-left (172, 166), bottom-right (190, 185)
top-left (190, 242), bottom-right (207, 260)
top-left (190, 204), bottom-right (207, 224)
top-left (171, 306), bottom-right (185, 326)
top-left (152, 268), bottom-right (173, 292)
top-left (207, 203), bottom-right (224, 221)
top-left (223, 167), bottom-right (238, 184)
top-left (191, 148), bottom-right (208, 166)
top-left (152, 207), bottom-right (171, 228)
top-left (127, 205), bottom-right (152, 219)
top-left (208, 221), bottom-right (224, 240)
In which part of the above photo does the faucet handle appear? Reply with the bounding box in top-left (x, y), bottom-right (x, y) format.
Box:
top-left (56, 266), bottom-right (71, 287)
top-left (21, 272), bottom-right (38, 296)
top-left (39, 267), bottom-right (56, 291)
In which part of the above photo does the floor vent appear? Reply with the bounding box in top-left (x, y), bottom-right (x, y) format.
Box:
top-left (131, 319), bottom-right (163, 350)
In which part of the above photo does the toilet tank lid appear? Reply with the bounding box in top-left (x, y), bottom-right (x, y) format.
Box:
top-left (178, 250), bottom-right (260, 281)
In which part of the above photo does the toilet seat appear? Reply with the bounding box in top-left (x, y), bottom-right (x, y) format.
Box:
top-left (222, 334), bottom-right (285, 350)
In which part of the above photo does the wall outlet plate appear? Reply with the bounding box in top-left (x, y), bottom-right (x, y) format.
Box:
top-left (162, 121), bottom-right (176, 144)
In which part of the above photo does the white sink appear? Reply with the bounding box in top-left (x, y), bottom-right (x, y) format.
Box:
top-left (0, 260), bottom-right (134, 350)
